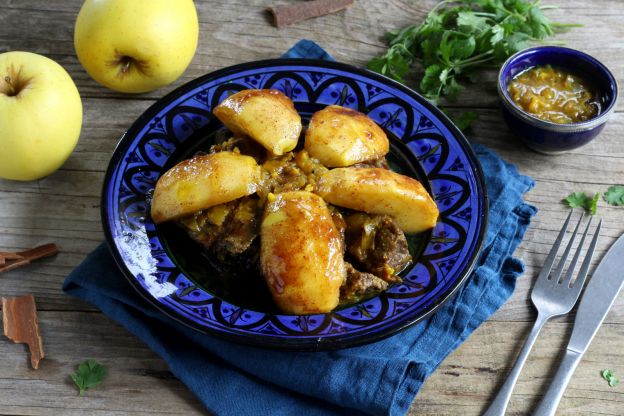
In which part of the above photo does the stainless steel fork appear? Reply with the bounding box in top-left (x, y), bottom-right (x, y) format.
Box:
top-left (483, 210), bottom-right (601, 416)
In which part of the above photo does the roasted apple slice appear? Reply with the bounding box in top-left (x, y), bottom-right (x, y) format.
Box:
top-left (150, 151), bottom-right (262, 224)
top-left (213, 89), bottom-right (302, 155)
top-left (317, 168), bottom-right (439, 233)
top-left (260, 191), bottom-right (346, 314)
top-left (304, 105), bottom-right (389, 167)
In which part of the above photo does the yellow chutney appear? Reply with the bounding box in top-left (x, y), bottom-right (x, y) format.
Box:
top-left (507, 65), bottom-right (600, 124)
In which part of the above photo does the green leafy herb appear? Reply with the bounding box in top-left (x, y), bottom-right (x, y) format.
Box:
top-left (604, 185), bottom-right (624, 206)
top-left (452, 111), bottom-right (479, 131)
top-left (70, 360), bottom-right (107, 395)
top-left (368, 0), bottom-right (578, 107)
top-left (441, 109), bottom-right (480, 131)
top-left (601, 369), bottom-right (620, 387)
top-left (564, 192), bottom-right (599, 215)
top-left (564, 192), bottom-right (590, 209)
top-left (588, 192), bottom-right (599, 215)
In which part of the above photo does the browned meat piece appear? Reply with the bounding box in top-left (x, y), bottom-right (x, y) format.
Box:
top-left (177, 197), bottom-right (261, 263)
top-left (212, 198), bottom-right (260, 258)
top-left (344, 213), bottom-right (411, 283)
top-left (369, 216), bottom-right (412, 279)
top-left (209, 136), bottom-right (266, 163)
top-left (256, 151), bottom-right (329, 202)
top-left (177, 204), bottom-right (233, 251)
top-left (340, 262), bottom-right (388, 305)
top-left (328, 205), bottom-right (347, 245)
top-left (351, 156), bottom-right (389, 169)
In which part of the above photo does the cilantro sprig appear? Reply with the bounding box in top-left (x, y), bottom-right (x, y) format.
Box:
top-left (601, 369), bottom-right (620, 388)
top-left (563, 185), bottom-right (624, 215)
top-left (564, 192), bottom-right (599, 215)
top-left (70, 360), bottom-right (107, 396)
top-left (368, 0), bottom-right (579, 116)
top-left (604, 185), bottom-right (624, 206)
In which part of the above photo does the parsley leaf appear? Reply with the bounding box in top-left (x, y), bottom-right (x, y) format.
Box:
top-left (564, 192), bottom-right (590, 209)
top-left (601, 369), bottom-right (620, 387)
top-left (368, 0), bottom-right (577, 105)
top-left (564, 192), bottom-right (599, 215)
top-left (443, 109), bottom-right (479, 131)
top-left (604, 185), bottom-right (624, 206)
top-left (70, 360), bottom-right (107, 396)
top-left (589, 192), bottom-right (599, 215)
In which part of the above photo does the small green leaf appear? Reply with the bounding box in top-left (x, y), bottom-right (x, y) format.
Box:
top-left (70, 360), bottom-right (107, 396)
top-left (450, 37), bottom-right (476, 61)
top-left (563, 192), bottom-right (599, 215)
top-left (452, 111), bottom-right (479, 131)
top-left (603, 185), bottom-right (624, 206)
top-left (367, 56), bottom-right (388, 74)
top-left (589, 192), bottom-right (600, 216)
top-left (490, 25), bottom-right (505, 47)
top-left (601, 369), bottom-right (620, 387)
top-left (420, 64), bottom-right (444, 100)
top-left (442, 77), bottom-right (464, 101)
top-left (564, 192), bottom-right (589, 209)
top-left (457, 11), bottom-right (490, 34)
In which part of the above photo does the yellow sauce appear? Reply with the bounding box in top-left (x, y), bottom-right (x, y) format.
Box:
top-left (508, 65), bottom-right (600, 124)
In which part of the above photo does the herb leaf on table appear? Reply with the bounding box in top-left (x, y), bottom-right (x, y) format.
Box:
top-left (603, 185), bottom-right (624, 206)
top-left (601, 369), bottom-right (620, 387)
top-left (70, 360), bottom-right (107, 395)
top-left (564, 192), bottom-right (599, 215)
top-left (368, 0), bottom-right (578, 111)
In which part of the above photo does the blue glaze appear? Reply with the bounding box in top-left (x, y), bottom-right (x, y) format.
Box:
top-left (101, 59), bottom-right (488, 349)
top-left (498, 46), bottom-right (618, 154)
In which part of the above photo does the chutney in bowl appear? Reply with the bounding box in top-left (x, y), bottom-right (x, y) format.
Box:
top-left (498, 46), bottom-right (618, 154)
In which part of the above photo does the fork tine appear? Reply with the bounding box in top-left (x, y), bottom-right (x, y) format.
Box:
top-left (550, 212), bottom-right (584, 281)
top-left (570, 219), bottom-right (602, 288)
top-left (536, 210), bottom-right (574, 282)
top-left (560, 216), bottom-right (592, 285)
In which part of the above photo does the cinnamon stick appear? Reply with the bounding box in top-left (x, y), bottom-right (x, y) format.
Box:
top-left (268, 0), bottom-right (355, 28)
top-left (0, 243), bottom-right (58, 274)
top-left (2, 295), bottom-right (45, 369)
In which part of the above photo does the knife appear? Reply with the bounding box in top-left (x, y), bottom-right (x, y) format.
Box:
top-left (534, 232), bottom-right (624, 416)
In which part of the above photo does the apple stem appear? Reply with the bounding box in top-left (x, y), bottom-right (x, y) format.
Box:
top-left (119, 56), bottom-right (133, 74)
top-left (3, 76), bottom-right (16, 96)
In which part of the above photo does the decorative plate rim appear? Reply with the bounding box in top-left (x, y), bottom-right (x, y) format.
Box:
top-left (101, 58), bottom-right (489, 350)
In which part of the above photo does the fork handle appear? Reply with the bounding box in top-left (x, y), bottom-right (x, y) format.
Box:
top-left (483, 313), bottom-right (549, 416)
top-left (533, 349), bottom-right (583, 416)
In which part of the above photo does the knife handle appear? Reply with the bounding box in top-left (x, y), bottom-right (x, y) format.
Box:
top-left (533, 349), bottom-right (583, 416)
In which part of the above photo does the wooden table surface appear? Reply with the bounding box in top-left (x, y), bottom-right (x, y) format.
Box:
top-left (1, 1), bottom-right (623, 415)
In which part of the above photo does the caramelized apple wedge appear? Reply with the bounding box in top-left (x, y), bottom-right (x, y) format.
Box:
top-left (304, 105), bottom-right (389, 167)
top-left (151, 152), bottom-right (262, 224)
top-left (317, 168), bottom-right (439, 233)
top-left (213, 89), bottom-right (302, 155)
top-left (260, 191), bottom-right (346, 314)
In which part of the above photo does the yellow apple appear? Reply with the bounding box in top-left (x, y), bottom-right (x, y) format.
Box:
top-left (74, 0), bottom-right (199, 93)
top-left (0, 51), bottom-right (83, 181)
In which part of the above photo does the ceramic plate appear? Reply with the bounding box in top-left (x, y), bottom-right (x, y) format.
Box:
top-left (102, 59), bottom-right (488, 350)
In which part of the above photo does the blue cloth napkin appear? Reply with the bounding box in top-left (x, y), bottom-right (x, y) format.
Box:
top-left (63, 40), bottom-right (537, 416)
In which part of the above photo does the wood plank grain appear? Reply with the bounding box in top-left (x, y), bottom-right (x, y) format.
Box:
top-left (0, 0), bottom-right (622, 110)
top-left (0, 312), bottom-right (621, 415)
top-left (410, 320), bottom-right (624, 415)
top-left (1, 1), bottom-right (623, 414)
top-left (0, 311), bottom-right (205, 415)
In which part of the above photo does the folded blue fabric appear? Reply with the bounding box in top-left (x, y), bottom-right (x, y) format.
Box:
top-left (63, 40), bottom-right (537, 416)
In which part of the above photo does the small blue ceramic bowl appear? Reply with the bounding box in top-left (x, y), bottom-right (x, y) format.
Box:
top-left (498, 46), bottom-right (618, 154)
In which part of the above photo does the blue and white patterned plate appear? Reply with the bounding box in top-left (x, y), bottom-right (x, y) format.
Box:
top-left (102, 59), bottom-right (488, 350)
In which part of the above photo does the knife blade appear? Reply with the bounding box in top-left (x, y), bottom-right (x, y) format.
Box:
top-left (568, 232), bottom-right (624, 353)
top-left (534, 232), bottom-right (624, 416)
